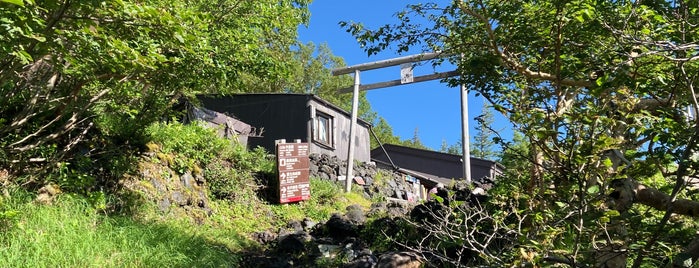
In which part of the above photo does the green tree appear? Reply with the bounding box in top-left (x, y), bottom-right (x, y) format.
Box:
top-left (0, 0), bottom-right (310, 185)
top-left (403, 127), bottom-right (429, 150)
top-left (439, 139), bottom-right (449, 153)
top-left (285, 42), bottom-right (378, 124)
top-left (344, 1), bottom-right (699, 266)
top-left (471, 102), bottom-right (497, 160)
top-left (370, 117), bottom-right (402, 149)
top-left (440, 139), bottom-right (462, 155)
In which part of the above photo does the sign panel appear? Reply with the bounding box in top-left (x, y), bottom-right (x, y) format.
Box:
top-left (276, 141), bottom-right (311, 203)
top-left (278, 157), bottom-right (310, 171)
top-left (400, 63), bottom-right (414, 84)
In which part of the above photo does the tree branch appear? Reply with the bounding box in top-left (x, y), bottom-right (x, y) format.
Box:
top-left (456, 1), bottom-right (593, 88)
top-left (609, 179), bottom-right (699, 217)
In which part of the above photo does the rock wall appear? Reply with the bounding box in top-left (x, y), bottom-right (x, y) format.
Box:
top-left (309, 153), bottom-right (419, 201)
top-left (247, 204), bottom-right (423, 268)
top-left (120, 156), bottom-right (212, 222)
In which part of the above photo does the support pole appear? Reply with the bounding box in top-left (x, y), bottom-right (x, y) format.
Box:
top-left (345, 70), bottom-right (361, 193)
top-left (461, 83), bottom-right (472, 184)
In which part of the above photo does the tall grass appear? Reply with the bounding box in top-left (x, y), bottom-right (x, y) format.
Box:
top-left (0, 192), bottom-right (241, 268)
top-left (0, 179), bottom-right (371, 267)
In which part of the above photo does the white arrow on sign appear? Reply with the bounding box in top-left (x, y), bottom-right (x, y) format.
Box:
top-left (281, 172), bottom-right (286, 180)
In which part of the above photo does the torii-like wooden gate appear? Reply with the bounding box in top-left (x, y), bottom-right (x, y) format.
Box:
top-left (332, 52), bottom-right (472, 192)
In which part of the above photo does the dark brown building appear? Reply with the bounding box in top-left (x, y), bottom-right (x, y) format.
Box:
top-left (371, 144), bottom-right (503, 187)
top-left (196, 94), bottom-right (373, 163)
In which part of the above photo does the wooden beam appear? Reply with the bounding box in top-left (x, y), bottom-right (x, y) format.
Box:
top-left (331, 52), bottom-right (449, 76)
top-left (337, 70), bottom-right (459, 94)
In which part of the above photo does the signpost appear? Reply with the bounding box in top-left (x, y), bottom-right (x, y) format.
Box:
top-left (276, 140), bottom-right (311, 203)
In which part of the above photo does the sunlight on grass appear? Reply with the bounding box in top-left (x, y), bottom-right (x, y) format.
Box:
top-left (0, 194), bottom-right (241, 268)
top-left (0, 176), bottom-right (370, 267)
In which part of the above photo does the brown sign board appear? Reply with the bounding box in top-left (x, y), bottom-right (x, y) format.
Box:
top-left (278, 157), bottom-right (310, 171)
top-left (276, 141), bottom-right (311, 203)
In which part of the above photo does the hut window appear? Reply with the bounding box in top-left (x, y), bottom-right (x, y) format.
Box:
top-left (314, 112), bottom-right (333, 147)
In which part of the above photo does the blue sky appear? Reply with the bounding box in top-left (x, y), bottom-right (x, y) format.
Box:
top-left (297, 1), bottom-right (513, 152)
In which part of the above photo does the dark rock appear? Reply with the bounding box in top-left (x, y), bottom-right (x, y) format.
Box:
top-left (287, 220), bottom-right (304, 232)
top-left (363, 176), bottom-right (373, 186)
top-left (345, 206), bottom-right (366, 225)
top-left (337, 165), bottom-right (346, 176)
top-left (302, 218), bottom-right (317, 231)
top-left (377, 251), bottom-right (422, 268)
top-left (410, 201), bottom-right (448, 224)
top-left (343, 250), bottom-right (377, 268)
top-left (317, 244), bottom-right (342, 258)
top-left (368, 202), bottom-right (387, 217)
top-left (386, 201), bottom-right (410, 217)
top-left (197, 191), bottom-right (208, 208)
top-left (329, 155), bottom-right (340, 166)
top-left (252, 230), bottom-right (277, 245)
top-left (320, 165), bottom-right (335, 177)
top-left (277, 231), bottom-right (311, 253)
top-left (242, 255), bottom-right (293, 268)
top-left (326, 213), bottom-right (359, 240)
top-left (309, 153), bottom-right (320, 161)
top-left (342, 243), bottom-right (359, 262)
top-left (310, 163), bottom-right (319, 176)
top-left (346, 204), bottom-right (363, 213)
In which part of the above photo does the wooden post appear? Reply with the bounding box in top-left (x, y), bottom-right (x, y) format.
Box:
top-left (345, 70), bottom-right (360, 193)
top-left (461, 83), bottom-right (471, 183)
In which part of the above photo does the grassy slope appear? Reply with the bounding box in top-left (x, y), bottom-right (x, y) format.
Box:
top-left (0, 122), bottom-right (375, 267)
top-left (0, 181), bottom-right (371, 268)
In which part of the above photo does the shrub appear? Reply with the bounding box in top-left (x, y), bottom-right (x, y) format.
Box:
top-left (146, 121), bottom-right (229, 174)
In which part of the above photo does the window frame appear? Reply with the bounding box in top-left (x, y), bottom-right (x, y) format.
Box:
top-left (313, 111), bottom-right (334, 148)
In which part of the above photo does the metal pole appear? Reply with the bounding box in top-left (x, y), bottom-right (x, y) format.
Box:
top-left (461, 83), bottom-right (472, 184)
top-left (345, 70), bottom-right (361, 193)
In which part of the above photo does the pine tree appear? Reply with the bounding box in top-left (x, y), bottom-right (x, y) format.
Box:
top-left (471, 103), bottom-right (496, 160)
top-left (404, 127), bottom-right (429, 150)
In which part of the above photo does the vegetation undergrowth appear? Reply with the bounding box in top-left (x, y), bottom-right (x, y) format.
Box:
top-left (0, 189), bottom-right (241, 267)
top-left (0, 122), bottom-right (374, 267)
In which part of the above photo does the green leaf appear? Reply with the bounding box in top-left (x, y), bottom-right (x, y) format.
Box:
top-left (587, 185), bottom-right (599, 194)
top-left (29, 34), bottom-right (45, 42)
top-left (602, 158), bottom-right (613, 168)
top-left (0, 0), bottom-right (24, 6)
top-left (604, 210), bottom-right (620, 217)
top-left (12, 50), bottom-right (33, 64)
top-left (174, 33), bottom-right (184, 44)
